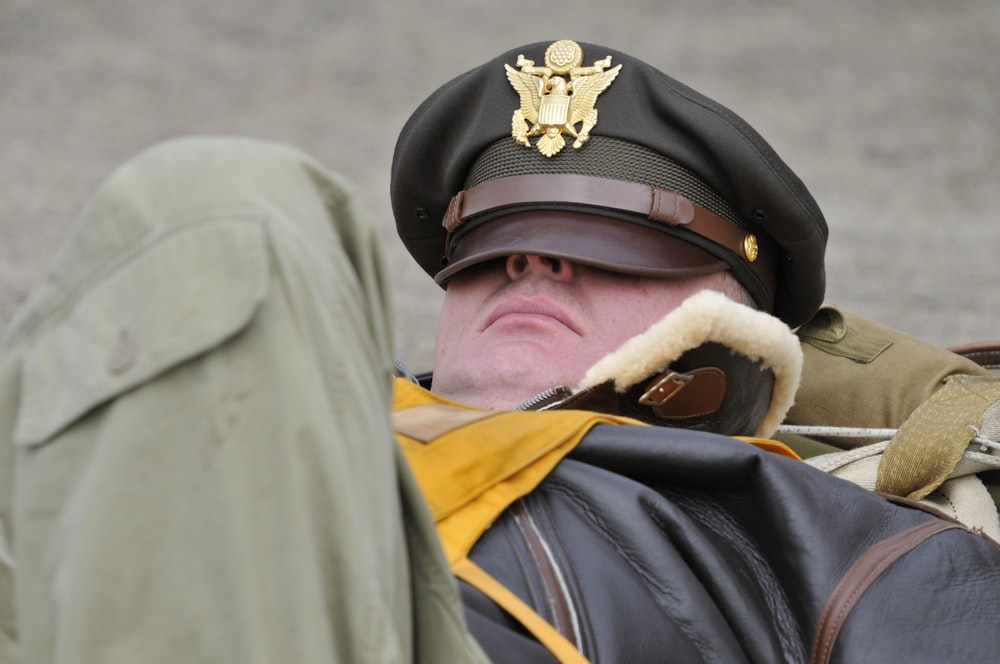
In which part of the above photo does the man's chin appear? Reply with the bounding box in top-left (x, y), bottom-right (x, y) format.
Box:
top-left (433, 346), bottom-right (586, 410)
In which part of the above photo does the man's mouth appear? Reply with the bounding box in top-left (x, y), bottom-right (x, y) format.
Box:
top-left (483, 296), bottom-right (581, 335)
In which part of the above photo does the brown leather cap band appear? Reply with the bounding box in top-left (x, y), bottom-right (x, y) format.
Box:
top-left (441, 174), bottom-right (775, 300)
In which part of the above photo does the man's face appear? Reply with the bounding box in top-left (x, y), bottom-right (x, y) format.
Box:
top-left (431, 254), bottom-right (738, 409)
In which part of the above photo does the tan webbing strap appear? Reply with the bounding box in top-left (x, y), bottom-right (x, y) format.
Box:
top-left (876, 375), bottom-right (1000, 500)
top-left (453, 558), bottom-right (590, 664)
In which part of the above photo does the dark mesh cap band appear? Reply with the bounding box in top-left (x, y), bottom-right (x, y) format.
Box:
top-left (466, 136), bottom-right (745, 233)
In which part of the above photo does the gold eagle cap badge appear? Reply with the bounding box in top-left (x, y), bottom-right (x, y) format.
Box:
top-left (505, 40), bottom-right (622, 157)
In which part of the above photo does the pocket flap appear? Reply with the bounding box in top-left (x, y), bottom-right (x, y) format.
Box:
top-left (14, 217), bottom-right (269, 446)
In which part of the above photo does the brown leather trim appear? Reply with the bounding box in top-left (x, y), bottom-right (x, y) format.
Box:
top-left (948, 341), bottom-right (1000, 370)
top-left (446, 174), bottom-right (699, 229)
top-left (809, 519), bottom-right (962, 664)
top-left (548, 367), bottom-right (730, 428)
top-left (442, 173), bottom-right (774, 297)
top-left (546, 380), bottom-right (621, 414)
top-left (641, 367), bottom-right (726, 420)
top-left (510, 500), bottom-right (581, 648)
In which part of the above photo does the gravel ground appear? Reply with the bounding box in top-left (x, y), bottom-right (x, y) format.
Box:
top-left (2, 0), bottom-right (998, 370)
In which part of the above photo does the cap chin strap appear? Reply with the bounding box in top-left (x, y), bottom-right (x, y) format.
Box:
top-left (534, 290), bottom-right (803, 438)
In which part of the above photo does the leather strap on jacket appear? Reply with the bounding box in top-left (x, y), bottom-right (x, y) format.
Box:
top-left (553, 367), bottom-right (726, 422)
top-left (551, 343), bottom-right (777, 437)
top-left (809, 519), bottom-right (963, 664)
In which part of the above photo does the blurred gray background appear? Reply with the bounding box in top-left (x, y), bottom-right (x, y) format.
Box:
top-left (2, 0), bottom-right (998, 371)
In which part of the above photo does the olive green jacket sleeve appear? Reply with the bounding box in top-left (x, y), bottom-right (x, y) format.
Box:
top-left (0, 137), bottom-right (486, 664)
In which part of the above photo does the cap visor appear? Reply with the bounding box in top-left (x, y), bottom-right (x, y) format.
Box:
top-left (435, 211), bottom-right (729, 284)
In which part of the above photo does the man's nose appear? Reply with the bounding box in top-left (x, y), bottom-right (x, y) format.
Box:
top-left (505, 254), bottom-right (576, 281)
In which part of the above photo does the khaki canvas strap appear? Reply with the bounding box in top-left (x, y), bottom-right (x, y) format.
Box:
top-left (876, 375), bottom-right (1000, 500)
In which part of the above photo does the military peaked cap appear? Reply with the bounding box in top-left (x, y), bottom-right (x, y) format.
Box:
top-left (391, 40), bottom-right (828, 327)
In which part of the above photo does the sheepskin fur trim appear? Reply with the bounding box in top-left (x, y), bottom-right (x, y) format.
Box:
top-left (576, 290), bottom-right (803, 438)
